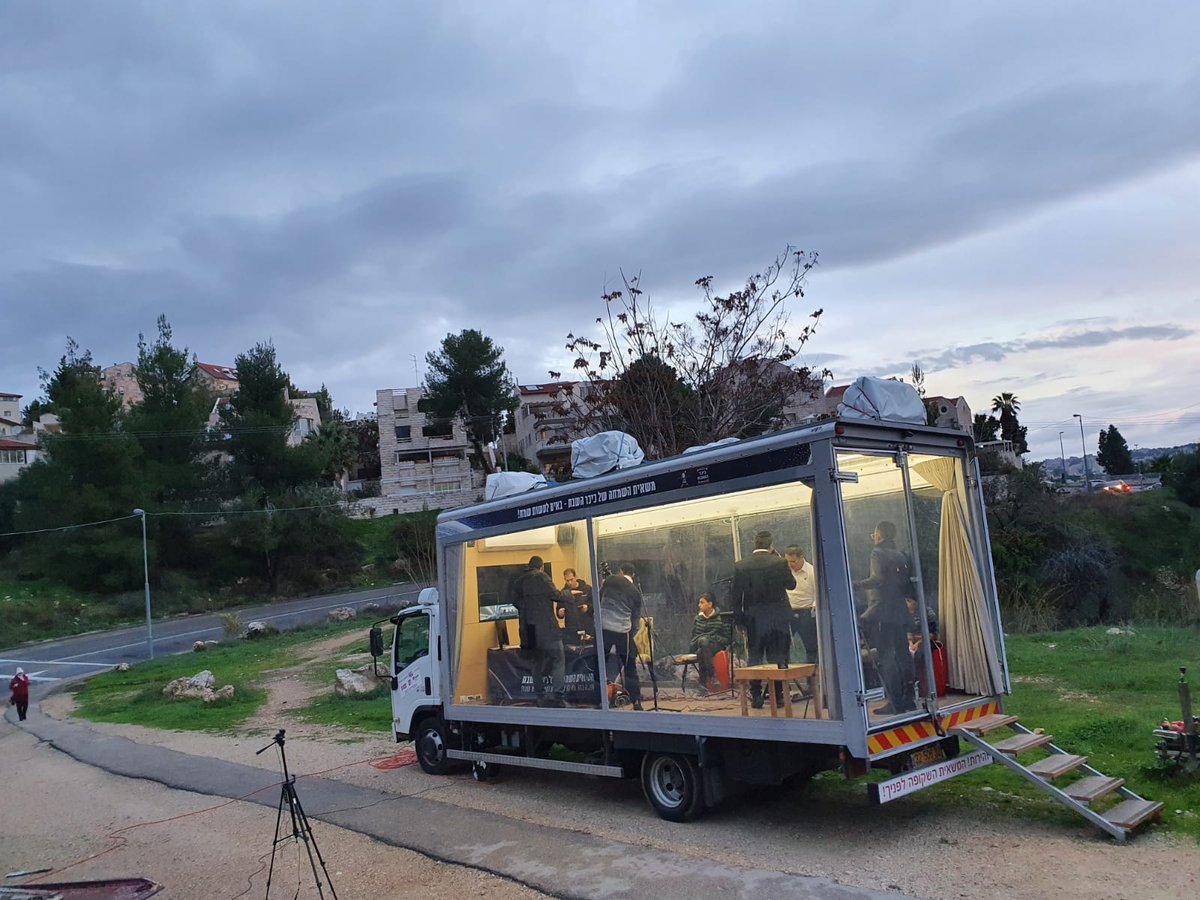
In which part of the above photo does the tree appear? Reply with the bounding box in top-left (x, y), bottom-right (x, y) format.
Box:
top-left (347, 416), bottom-right (381, 481)
top-left (124, 315), bottom-right (212, 502)
top-left (20, 398), bottom-right (53, 427)
top-left (561, 247), bottom-right (824, 459)
top-left (990, 392), bottom-right (1028, 454)
top-left (219, 342), bottom-right (304, 491)
top-left (1164, 447), bottom-right (1200, 507)
top-left (1095, 424), bottom-right (1135, 477)
top-left (972, 413), bottom-right (1000, 443)
top-left (423, 329), bottom-right (519, 472)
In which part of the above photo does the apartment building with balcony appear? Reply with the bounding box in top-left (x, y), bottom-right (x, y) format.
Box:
top-left (372, 386), bottom-right (482, 514)
top-left (512, 382), bottom-right (589, 477)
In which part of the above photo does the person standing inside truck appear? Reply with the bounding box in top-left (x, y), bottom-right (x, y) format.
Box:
top-left (558, 568), bottom-right (593, 642)
top-left (731, 531), bottom-right (795, 709)
top-left (9, 667), bottom-right (30, 722)
top-left (784, 545), bottom-right (818, 663)
top-left (599, 563), bottom-right (644, 710)
top-left (512, 556), bottom-right (567, 707)
top-left (854, 521), bottom-right (916, 715)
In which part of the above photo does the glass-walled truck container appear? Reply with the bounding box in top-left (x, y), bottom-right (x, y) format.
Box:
top-left (369, 417), bottom-right (1009, 820)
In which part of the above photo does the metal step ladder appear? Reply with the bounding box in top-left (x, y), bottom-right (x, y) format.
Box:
top-left (951, 713), bottom-right (1162, 842)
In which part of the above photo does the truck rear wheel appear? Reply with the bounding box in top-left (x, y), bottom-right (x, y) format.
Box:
top-left (641, 752), bottom-right (705, 822)
top-left (415, 715), bottom-right (455, 775)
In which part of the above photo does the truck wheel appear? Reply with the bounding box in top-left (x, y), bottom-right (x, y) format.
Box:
top-left (641, 752), bottom-right (705, 822)
top-left (415, 715), bottom-right (455, 775)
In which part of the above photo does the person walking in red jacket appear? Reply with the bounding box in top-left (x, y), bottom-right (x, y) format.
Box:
top-left (9, 667), bottom-right (29, 721)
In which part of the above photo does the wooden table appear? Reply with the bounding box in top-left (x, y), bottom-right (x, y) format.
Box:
top-left (734, 663), bottom-right (822, 718)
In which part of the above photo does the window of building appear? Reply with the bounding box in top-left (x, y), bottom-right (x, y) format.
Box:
top-left (0, 449), bottom-right (27, 464)
top-left (395, 425), bottom-right (411, 441)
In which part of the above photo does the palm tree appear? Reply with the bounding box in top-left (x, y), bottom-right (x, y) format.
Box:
top-left (990, 392), bottom-right (1020, 417)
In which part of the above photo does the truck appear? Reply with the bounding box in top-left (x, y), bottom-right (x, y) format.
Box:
top-left (367, 414), bottom-right (1024, 822)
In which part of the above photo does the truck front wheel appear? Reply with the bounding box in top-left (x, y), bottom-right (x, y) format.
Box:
top-left (641, 752), bottom-right (705, 822)
top-left (415, 715), bottom-right (455, 775)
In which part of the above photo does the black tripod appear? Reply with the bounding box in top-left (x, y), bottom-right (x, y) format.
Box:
top-left (256, 729), bottom-right (338, 899)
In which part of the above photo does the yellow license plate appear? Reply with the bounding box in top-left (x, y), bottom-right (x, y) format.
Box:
top-left (911, 744), bottom-right (945, 767)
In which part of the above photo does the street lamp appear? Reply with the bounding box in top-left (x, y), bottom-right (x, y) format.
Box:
top-left (1072, 414), bottom-right (1091, 492)
top-left (1058, 431), bottom-right (1067, 484)
top-left (133, 508), bottom-right (154, 659)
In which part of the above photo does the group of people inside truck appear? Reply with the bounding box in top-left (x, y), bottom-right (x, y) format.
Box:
top-left (508, 520), bottom-right (937, 715)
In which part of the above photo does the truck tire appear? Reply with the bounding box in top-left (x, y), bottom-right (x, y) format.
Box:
top-left (415, 714), bottom-right (455, 775)
top-left (641, 752), bottom-right (705, 822)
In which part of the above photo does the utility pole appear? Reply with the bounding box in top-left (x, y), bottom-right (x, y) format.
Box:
top-left (1073, 414), bottom-right (1091, 492)
top-left (133, 508), bottom-right (154, 659)
top-left (1058, 431), bottom-right (1067, 484)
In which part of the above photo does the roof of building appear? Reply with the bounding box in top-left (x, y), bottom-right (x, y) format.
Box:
top-left (0, 438), bottom-right (33, 450)
top-left (519, 382), bottom-right (578, 396)
top-left (195, 362), bottom-right (238, 381)
top-left (0, 416), bottom-right (22, 427)
top-left (0, 392), bottom-right (21, 399)
top-left (825, 384), bottom-right (849, 401)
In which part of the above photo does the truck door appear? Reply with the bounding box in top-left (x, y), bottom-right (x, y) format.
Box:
top-left (390, 607), bottom-right (438, 740)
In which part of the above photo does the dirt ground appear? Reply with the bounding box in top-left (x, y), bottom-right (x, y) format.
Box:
top-left (15, 636), bottom-right (1200, 899)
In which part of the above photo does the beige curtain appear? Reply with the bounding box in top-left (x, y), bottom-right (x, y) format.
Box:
top-left (913, 457), bottom-right (1000, 696)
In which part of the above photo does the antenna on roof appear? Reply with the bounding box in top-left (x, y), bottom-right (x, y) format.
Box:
top-left (411, 354), bottom-right (420, 386)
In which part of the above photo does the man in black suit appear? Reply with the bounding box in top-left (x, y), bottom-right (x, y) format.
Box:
top-left (731, 530), bottom-right (796, 709)
top-left (511, 555), bottom-right (566, 707)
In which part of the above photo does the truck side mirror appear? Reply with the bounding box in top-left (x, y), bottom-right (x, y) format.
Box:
top-left (369, 626), bottom-right (384, 658)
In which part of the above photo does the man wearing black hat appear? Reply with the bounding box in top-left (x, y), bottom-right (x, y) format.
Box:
top-left (511, 556), bottom-right (566, 707)
top-left (731, 531), bottom-right (796, 709)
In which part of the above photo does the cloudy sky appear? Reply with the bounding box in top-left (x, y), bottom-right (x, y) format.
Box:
top-left (3, 1), bottom-right (1198, 460)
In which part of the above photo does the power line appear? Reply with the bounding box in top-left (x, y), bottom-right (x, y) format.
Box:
top-left (0, 513), bottom-right (140, 538)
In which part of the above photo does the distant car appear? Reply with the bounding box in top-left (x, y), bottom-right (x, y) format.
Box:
top-left (1102, 480), bottom-right (1133, 494)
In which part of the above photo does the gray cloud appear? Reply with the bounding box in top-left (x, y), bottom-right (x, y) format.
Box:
top-left (2, 1), bottom-right (1200, 451)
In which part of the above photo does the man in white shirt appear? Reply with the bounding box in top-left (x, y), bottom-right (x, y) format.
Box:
top-left (784, 545), bottom-right (818, 663)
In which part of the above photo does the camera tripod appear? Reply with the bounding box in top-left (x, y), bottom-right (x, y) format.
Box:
top-left (256, 729), bottom-right (338, 899)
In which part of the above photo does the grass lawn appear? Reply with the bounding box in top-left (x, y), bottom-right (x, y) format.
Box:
top-left (70, 619), bottom-right (369, 732)
top-left (811, 626), bottom-right (1200, 841)
top-left (69, 616), bottom-right (1200, 840)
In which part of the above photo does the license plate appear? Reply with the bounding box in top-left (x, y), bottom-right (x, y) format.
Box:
top-left (910, 743), bottom-right (945, 767)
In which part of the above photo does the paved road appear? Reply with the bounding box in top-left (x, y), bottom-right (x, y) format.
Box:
top-left (9, 711), bottom-right (892, 900)
top-left (0, 583), bottom-right (426, 688)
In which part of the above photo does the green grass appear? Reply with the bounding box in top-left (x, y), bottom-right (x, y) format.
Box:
top-left (291, 690), bottom-right (391, 731)
top-left (71, 618), bottom-right (369, 732)
top-left (809, 626), bottom-right (1200, 840)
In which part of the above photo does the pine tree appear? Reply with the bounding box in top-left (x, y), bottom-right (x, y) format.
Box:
top-left (1096, 424), bottom-right (1134, 476)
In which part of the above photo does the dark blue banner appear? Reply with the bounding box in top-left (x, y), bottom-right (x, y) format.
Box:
top-left (453, 442), bottom-right (811, 530)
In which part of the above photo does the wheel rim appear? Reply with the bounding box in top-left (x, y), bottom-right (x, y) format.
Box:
top-left (648, 756), bottom-right (686, 809)
top-left (420, 726), bottom-right (445, 765)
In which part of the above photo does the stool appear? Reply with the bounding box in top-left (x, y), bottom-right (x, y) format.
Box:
top-left (734, 664), bottom-right (821, 718)
top-left (673, 654), bottom-right (698, 692)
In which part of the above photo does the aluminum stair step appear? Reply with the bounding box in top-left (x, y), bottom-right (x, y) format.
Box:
top-left (1027, 753), bottom-right (1088, 779)
top-left (1103, 798), bottom-right (1163, 831)
top-left (991, 732), bottom-right (1054, 755)
top-left (1063, 775), bottom-right (1125, 804)
top-left (958, 713), bottom-right (1019, 735)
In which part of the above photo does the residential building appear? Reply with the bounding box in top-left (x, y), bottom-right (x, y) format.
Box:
top-left (0, 392), bottom-right (21, 437)
top-left (191, 362), bottom-right (239, 395)
top-left (0, 437), bottom-right (40, 483)
top-left (926, 395), bottom-right (972, 431)
top-left (194, 364), bottom-right (322, 448)
top-left (512, 382), bottom-right (587, 476)
top-left (368, 386), bottom-right (482, 515)
top-left (100, 362), bottom-right (144, 408)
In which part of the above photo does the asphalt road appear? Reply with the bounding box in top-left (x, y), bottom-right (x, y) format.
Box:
top-left (0, 582), bottom-right (426, 688)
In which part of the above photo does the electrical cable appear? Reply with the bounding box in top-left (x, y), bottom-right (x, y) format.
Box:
top-left (0, 513), bottom-right (140, 538)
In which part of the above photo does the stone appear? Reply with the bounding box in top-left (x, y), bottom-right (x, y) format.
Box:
top-left (326, 606), bottom-right (357, 623)
top-left (360, 563), bottom-right (377, 574)
top-left (334, 668), bottom-right (379, 696)
top-left (163, 670), bottom-right (215, 700)
top-left (362, 602), bottom-right (382, 613)
top-left (193, 640), bottom-right (208, 652)
top-left (114, 663), bottom-right (131, 672)
top-left (245, 621), bottom-right (277, 639)
top-left (209, 685), bottom-right (235, 702)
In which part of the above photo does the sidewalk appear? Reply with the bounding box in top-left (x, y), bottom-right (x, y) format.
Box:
top-left (9, 706), bottom-right (892, 900)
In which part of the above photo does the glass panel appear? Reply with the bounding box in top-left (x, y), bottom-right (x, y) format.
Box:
top-left (451, 520), bottom-right (601, 708)
top-left (395, 613), bottom-right (430, 671)
top-left (837, 451), bottom-right (926, 724)
top-left (593, 480), bottom-right (835, 720)
top-left (908, 453), bottom-right (999, 700)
